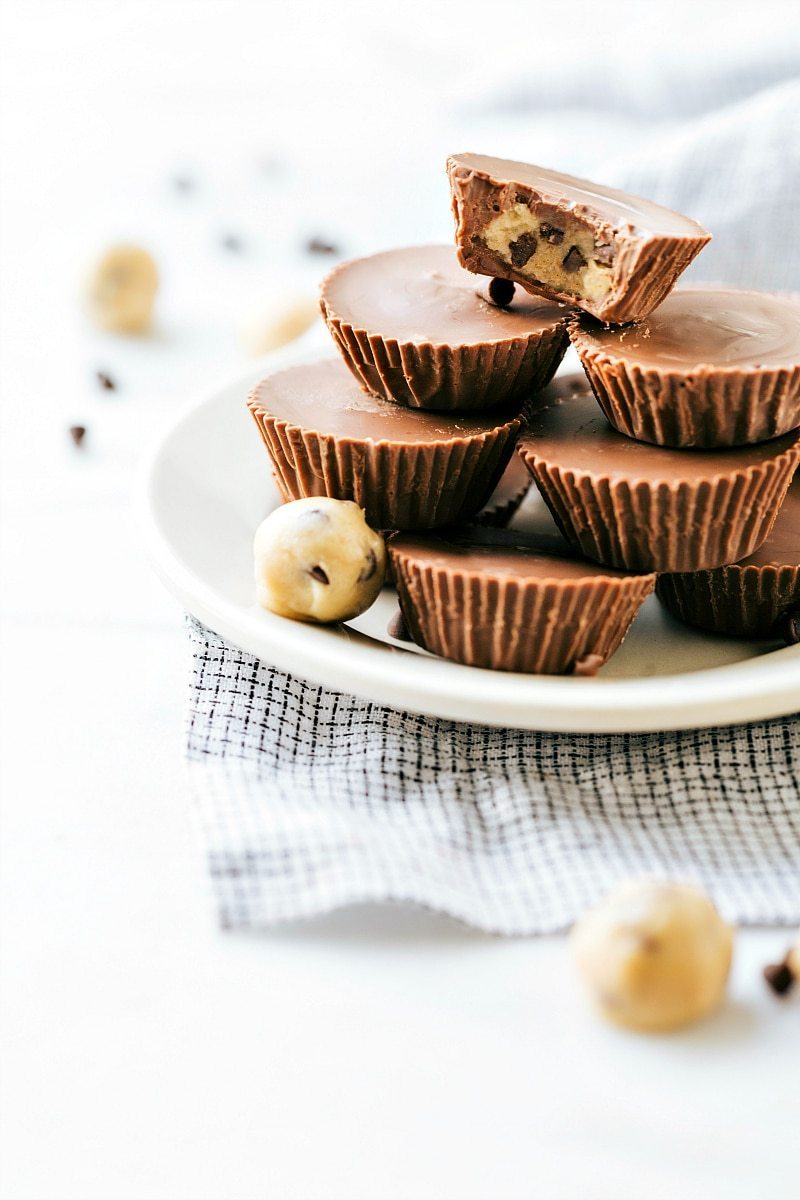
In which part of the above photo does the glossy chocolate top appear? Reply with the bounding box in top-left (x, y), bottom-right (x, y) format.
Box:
top-left (521, 376), bottom-right (800, 480)
top-left (449, 153), bottom-right (708, 239)
top-left (250, 359), bottom-right (522, 443)
top-left (321, 244), bottom-right (569, 344)
top-left (574, 288), bottom-right (800, 371)
top-left (740, 476), bottom-right (800, 567)
top-left (391, 526), bottom-right (640, 581)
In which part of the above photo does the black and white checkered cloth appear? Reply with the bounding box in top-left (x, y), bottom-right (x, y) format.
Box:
top-left (186, 619), bottom-right (800, 934)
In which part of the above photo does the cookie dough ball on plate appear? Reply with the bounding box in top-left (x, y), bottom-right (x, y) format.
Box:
top-left (86, 244), bottom-right (159, 333)
top-left (571, 879), bottom-right (733, 1032)
top-left (254, 497), bottom-right (386, 623)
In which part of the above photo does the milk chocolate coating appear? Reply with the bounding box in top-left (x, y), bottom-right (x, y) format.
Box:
top-left (389, 526), bottom-right (655, 674)
top-left (448, 153), bottom-right (710, 324)
top-left (247, 359), bottom-right (524, 530)
top-left (517, 376), bottom-right (800, 573)
top-left (571, 289), bottom-right (800, 448)
top-left (320, 245), bottom-right (569, 411)
top-left (474, 454), bottom-right (532, 527)
top-left (657, 475), bottom-right (800, 637)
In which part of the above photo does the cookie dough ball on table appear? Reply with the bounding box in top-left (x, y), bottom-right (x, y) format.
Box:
top-left (571, 879), bottom-right (733, 1032)
top-left (85, 245), bottom-right (158, 333)
top-left (254, 497), bottom-right (386, 623)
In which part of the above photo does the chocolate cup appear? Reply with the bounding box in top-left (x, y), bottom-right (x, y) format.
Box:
top-left (447, 153), bottom-right (710, 324)
top-left (247, 359), bottom-right (524, 531)
top-left (656, 477), bottom-right (800, 637)
top-left (389, 527), bottom-right (655, 674)
top-left (320, 245), bottom-right (570, 412)
top-left (570, 290), bottom-right (800, 448)
top-left (473, 454), bottom-right (532, 528)
top-left (518, 376), bottom-right (800, 573)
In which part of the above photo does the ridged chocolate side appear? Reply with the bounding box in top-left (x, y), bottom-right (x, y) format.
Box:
top-left (473, 458), bottom-right (532, 528)
top-left (322, 304), bottom-right (568, 411)
top-left (571, 327), bottom-right (800, 449)
top-left (248, 399), bottom-right (522, 531)
top-left (518, 444), bottom-right (800, 573)
top-left (390, 550), bottom-right (654, 674)
top-left (447, 161), bottom-right (709, 324)
top-left (657, 566), bottom-right (800, 637)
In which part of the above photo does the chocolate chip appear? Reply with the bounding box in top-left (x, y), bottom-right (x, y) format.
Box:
top-left (306, 236), bottom-right (339, 256)
top-left (763, 958), bottom-right (795, 996)
top-left (562, 246), bottom-right (587, 273)
top-left (387, 609), bottom-right (412, 641)
top-left (593, 243), bottom-right (615, 266)
top-left (308, 565), bottom-right (329, 584)
top-left (68, 425), bottom-right (87, 448)
top-left (539, 222), bottom-right (564, 246)
top-left (221, 233), bottom-right (243, 253)
top-left (297, 508), bottom-right (331, 534)
top-left (515, 193), bottom-right (529, 205)
top-left (96, 370), bottom-right (115, 390)
top-left (774, 608), bottom-right (800, 645)
top-left (573, 652), bottom-right (604, 676)
top-left (509, 233), bottom-right (537, 268)
top-left (358, 548), bottom-right (378, 583)
top-left (487, 278), bottom-right (516, 308)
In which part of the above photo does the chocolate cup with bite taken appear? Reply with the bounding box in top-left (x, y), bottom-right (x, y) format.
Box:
top-left (320, 245), bottom-right (569, 412)
top-left (570, 289), bottom-right (800, 449)
top-left (447, 153), bottom-right (710, 324)
top-left (247, 359), bottom-right (524, 531)
top-left (517, 376), bottom-right (800, 573)
top-left (389, 526), bottom-right (655, 674)
top-left (657, 475), bottom-right (800, 638)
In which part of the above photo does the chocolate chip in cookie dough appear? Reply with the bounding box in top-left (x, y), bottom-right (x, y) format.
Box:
top-left (358, 548), bottom-right (379, 583)
top-left (774, 608), bottom-right (800, 646)
top-left (593, 243), bottom-right (615, 266)
top-left (562, 245), bottom-right (587, 273)
top-left (487, 277), bottom-right (516, 308)
top-left (308, 565), bottom-right (330, 584)
top-left (96, 370), bottom-right (115, 391)
top-left (539, 222), bottom-right (565, 246)
top-left (68, 424), bottom-right (87, 448)
top-left (509, 232), bottom-right (537, 268)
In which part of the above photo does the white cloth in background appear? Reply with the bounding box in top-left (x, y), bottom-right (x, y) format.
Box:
top-left (188, 58), bottom-right (800, 934)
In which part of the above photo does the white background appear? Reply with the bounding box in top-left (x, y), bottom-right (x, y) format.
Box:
top-left (1, 2), bottom-right (799, 1198)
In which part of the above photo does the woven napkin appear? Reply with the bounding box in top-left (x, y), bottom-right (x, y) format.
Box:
top-left (186, 619), bottom-right (800, 934)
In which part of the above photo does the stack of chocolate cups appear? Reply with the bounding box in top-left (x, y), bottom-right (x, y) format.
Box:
top-left (247, 153), bottom-right (800, 673)
top-left (446, 154), bottom-right (800, 645)
top-left (563, 288), bottom-right (800, 641)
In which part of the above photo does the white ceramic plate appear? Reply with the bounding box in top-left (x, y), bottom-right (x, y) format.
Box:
top-left (140, 345), bottom-right (800, 733)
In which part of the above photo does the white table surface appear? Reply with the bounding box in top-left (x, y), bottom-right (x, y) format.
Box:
top-left (1, 4), bottom-right (798, 1198)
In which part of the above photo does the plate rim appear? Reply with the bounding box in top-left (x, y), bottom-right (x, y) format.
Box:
top-left (137, 349), bottom-right (800, 734)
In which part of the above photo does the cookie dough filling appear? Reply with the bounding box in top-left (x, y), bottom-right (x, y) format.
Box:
top-left (482, 203), bottom-right (614, 304)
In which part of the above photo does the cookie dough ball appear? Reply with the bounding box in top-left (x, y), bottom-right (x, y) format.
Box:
top-left (86, 245), bottom-right (158, 333)
top-left (571, 879), bottom-right (733, 1032)
top-left (254, 497), bottom-right (386, 623)
top-left (789, 933), bottom-right (800, 981)
top-left (241, 295), bottom-right (319, 355)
